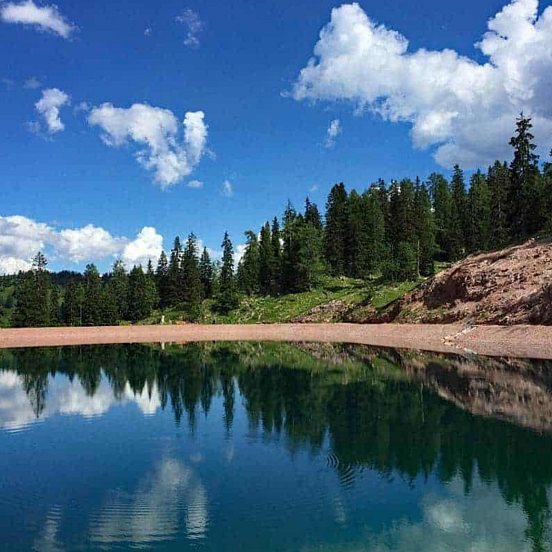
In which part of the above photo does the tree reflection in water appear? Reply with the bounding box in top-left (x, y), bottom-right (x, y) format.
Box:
top-left (1, 341), bottom-right (552, 551)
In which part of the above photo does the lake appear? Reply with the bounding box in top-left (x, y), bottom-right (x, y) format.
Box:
top-left (0, 342), bottom-right (551, 551)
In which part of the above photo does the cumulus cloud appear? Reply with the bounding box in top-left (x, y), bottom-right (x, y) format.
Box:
top-left (187, 180), bottom-right (203, 188)
top-left (121, 226), bottom-right (164, 267)
top-left (324, 119), bottom-right (341, 148)
top-left (222, 179), bottom-right (233, 197)
top-left (290, 0), bottom-right (552, 168)
top-left (175, 8), bottom-right (203, 47)
top-left (0, 214), bottom-right (165, 274)
top-left (56, 225), bottom-right (125, 263)
top-left (0, 0), bottom-right (76, 38)
top-left (88, 103), bottom-right (209, 188)
top-left (34, 87), bottom-right (70, 134)
top-left (73, 101), bottom-right (90, 114)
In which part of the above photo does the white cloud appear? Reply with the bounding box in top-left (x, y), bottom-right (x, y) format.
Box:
top-left (175, 8), bottom-right (203, 47)
top-left (290, 0), bottom-right (552, 168)
top-left (88, 103), bottom-right (209, 188)
top-left (324, 119), bottom-right (341, 148)
top-left (56, 225), bottom-right (125, 263)
top-left (233, 243), bottom-right (246, 266)
top-left (222, 179), bottom-right (233, 197)
top-left (187, 179), bottom-right (203, 188)
top-left (144, 27), bottom-right (151, 36)
top-left (23, 76), bottom-right (41, 89)
top-left (35, 88), bottom-right (70, 134)
top-left (0, 214), bottom-right (165, 274)
top-left (73, 101), bottom-right (90, 114)
top-left (309, 184), bottom-right (319, 192)
top-left (0, 0), bottom-right (76, 38)
top-left (121, 226), bottom-right (163, 267)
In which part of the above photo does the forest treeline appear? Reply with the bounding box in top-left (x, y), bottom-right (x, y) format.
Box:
top-left (7, 114), bottom-right (552, 327)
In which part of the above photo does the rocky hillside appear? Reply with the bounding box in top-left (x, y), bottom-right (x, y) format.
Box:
top-left (353, 237), bottom-right (552, 325)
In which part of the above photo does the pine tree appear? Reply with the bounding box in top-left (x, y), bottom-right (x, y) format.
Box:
top-left (216, 232), bottom-right (238, 313)
top-left (365, 187), bottom-right (387, 273)
top-left (348, 189), bottom-right (370, 278)
top-left (304, 197), bottom-right (323, 230)
top-left (295, 221), bottom-right (324, 291)
top-left (467, 171), bottom-right (491, 253)
top-left (428, 173), bottom-right (453, 261)
top-left (199, 247), bottom-right (214, 299)
top-left (237, 230), bottom-right (260, 295)
top-left (13, 252), bottom-right (53, 327)
top-left (323, 183), bottom-right (349, 274)
top-left (181, 233), bottom-right (202, 305)
top-left (508, 114), bottom-right (541, 237)
top-left (414, 182), bottom-right (436, 276)
top-left (271, 217), bottom-right (282, 293)
top-left (49, 285), bottom-right (62, 326)
top-left (62, 280), bottom-right (83, 326)
top-left (259, 222), bottom-right (275, 295)
top-left (127, 265), bottom-right (152, 321)
top-left (488, 161), bottom-right (510, 248)
top-left (450, 165), bottom-right (468, 260)
top-left (155, 250), bottom-right (169, 307)
top-left (82, 263), bottom-right (103, 326)
top-left (281, 201), bottom-right (298, 291)
top-left (167, 236), bottom-right (183, 305)
top-left (106, 259), bottom-right (129, 320)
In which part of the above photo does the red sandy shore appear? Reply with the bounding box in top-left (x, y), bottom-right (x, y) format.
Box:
top-left (0, 323), bottom-right (551, 359)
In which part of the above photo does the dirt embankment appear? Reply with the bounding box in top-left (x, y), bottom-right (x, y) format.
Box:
top-left (365, 237), bottom-right (552, 325)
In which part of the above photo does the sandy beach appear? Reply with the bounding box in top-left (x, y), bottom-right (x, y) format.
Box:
top-left (0, 323), bottom-right (551, 359)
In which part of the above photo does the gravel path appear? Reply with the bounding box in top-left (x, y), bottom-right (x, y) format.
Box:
top-left (0, 324), bottom-right (551, 359)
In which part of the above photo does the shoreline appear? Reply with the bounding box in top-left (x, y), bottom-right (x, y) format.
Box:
top-left (0, 323), bottom-right (551, 359)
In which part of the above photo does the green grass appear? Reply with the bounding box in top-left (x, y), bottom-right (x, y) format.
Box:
top-left (140, 274), bottom-right (428, 326)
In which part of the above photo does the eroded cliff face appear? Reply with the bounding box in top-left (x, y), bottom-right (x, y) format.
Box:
top-left (364, 238), bottom-right (552, 325)
top-left (297, 343), bottom-right (552, 433)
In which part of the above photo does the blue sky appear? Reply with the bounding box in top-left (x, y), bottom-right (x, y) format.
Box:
top-left (1, 0), bottom-right (551, 273)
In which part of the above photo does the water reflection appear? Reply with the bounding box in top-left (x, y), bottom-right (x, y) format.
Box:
top-left (89, 457), bottom-right (208, 547)
top-left (0, 342), bottom-right (551, 551)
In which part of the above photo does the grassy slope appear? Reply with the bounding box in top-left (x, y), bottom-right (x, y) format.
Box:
top-left (139, 275), bottom-right (424, 325)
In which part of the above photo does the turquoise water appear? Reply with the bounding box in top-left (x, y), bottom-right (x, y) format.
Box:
top-left (0, 342), bottom-right (551, 551)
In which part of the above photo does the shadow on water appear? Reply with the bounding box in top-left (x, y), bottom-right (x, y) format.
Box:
top-left (1, 341), bottom-right (552, 551)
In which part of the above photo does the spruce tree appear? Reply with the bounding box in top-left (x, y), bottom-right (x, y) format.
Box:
top-left (237, 230), bottom-right (260, 295)
top-left (167, 236), bottom-right (183, 305)
top-left (106, 259), bottom-right (129, 320)
top-left (82, 263), bottom-right (103, 326)
top-left (323, 183), bottom-right (349, 274)
top-left (428, 173), bottom-right (453, 261)
top-left (199, 247), bottom-right (214, 299)
top-left (467, 171), bottom-right (491, 253)
top-left (281, 201), bottom-right (298, 291)
top-left (62, 280), bottom-right (83, 326)
top-left (365, 188), bottom-right (387, 273)
top-left (450, 165), bottom-right (468, 260)
top-left (181, 233), bottom-right (202, 305)
top-left (295, 220), bottom-right (324, 291)
top-left (488, 161), bottom-right (510, 248)
top-left (127, 265), bottom-right (156, 321)
top-left (259, 222), bottom-right (275, 295)
top-left (414, 182), bottom-right (436, 276)
top-left (216, 232), bottom-right (238, 313)
top-left (348, 189), bottom-right (370, 278)
top-left (304, 197), bottom-right (323, 230)
top-left (508, 114), bottom-right (541, 237)
top-left (155, 250), bottom-right (169, 307)
top-left (271, 217), bottom-right (282, 293)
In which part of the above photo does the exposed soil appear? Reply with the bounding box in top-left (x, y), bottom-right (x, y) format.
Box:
top-left (368, 237), bottom-right (552, 325)
top-left (0, 323), bottom-right (551, 359)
